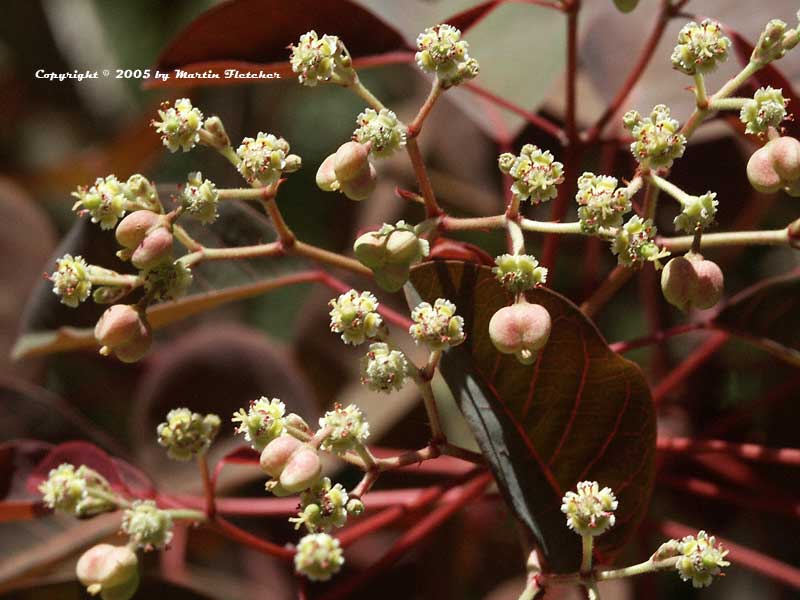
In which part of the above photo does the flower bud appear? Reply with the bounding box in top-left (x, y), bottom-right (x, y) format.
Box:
top-left (202, 116), bottom-right (230, 149)
top-left (279, 446), bottom-right (322, 493)
top-left (115, 210), bottom-right (161, 249)
top-left (746, 145), bottom-right (783, 193)
top-left (157, 408), bottom-right (220, 461)
top-left (316, 153), bottom-right (340, 192)
top-left (661, 253), bottom-right (724, 311)
top-left (131, 227), bottom-right (173, 270)
top-left (340, 163), bottom-right (377, 201)
top-left (260, 434), bottom-right (303, 478)
top-left (76, 544), bottom-right (139, 600)
top-left (319, 403), bottom-right (370, 454)
top-left (489, 303), bottom-right (552, 365)
top-left (333, 141), bottom-right (370, 182)
top-left (768, 136), bottom-right (800, 181)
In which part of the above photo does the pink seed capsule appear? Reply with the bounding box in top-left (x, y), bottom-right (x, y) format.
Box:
top-left (94, 304), bottom-right (143, 349)
top-left (488, 303), bottom-right (552, 363)
top-left (768, 136), bottom-right (800, 181)
top-left (333, 141), bottom-right (370, 183)
top-left (131, 227), bottom-right (173, 270)
top-left (260, 435), bottom-right (303, 478)
top-left (746, 145), bottom-right (782, 193)
top-left (115, 210), bottom-right (161, 249)
top-left (661, 254), bottom-right (724, 311)
top-left (76, 543), bottom-right (138, 598)
top-left (279, 446), bottom-right (322, 493)
top-left (316, 153), bottom-right (340, 192)
top-left (341, 163), bottom-right (377, 201)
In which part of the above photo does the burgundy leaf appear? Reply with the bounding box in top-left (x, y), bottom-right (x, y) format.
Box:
top-left (27, 441), bottom-right (155, 499)
top-left (444, 0), bottom-right (502, 33)
top-left (148, 0), bottom-right (413, 89)
top-left (407, 261), bottom-right (656, 573)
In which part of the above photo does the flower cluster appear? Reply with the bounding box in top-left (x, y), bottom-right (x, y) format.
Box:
top-left (294, 533), bottom-right (344, 581)
top-left (673, 191), bottom-right (718, 233)
top-left (121, 500), bottom-right (174, 550)
top-left (181, 171), bottom-right (219, 224)
top-left (290, 31), bottom-right (353, 86)
top-left (752, 19), bottom-right (791, 65)
top-left (671, 19), bottom-right (730, 75)
top-left (360, 342), bottom-right (409, 393)
top-left (236, 132), bottom-right (301, 186)
top-left (560, 481), bottom-right (618, 537)
top-left (409, 299), bottom-right (466, 351)
top-left (232, 397), bottom-right (287, 451)
top-left (492, 254), bottom-right (548, 293)
top-left (152, 98), bottom-right (203, 153)
top-left (72, 175), bottom-right (127, 230)
top-left (576, 172), bottom-right (632, 232)
top-left (498, 145), bottom-right (564, 204)
top-left (740, 86), bottom-right (788, 135)
top-left (156, 408), bottom-right (221, 461)
top-left (143, 260), bottom-right (193, 301)
top-left (354, 108), bottom-right (407, 157)
top-left (50, 254), bottom-right (92, 307)
top-left (319, 403), bottom-right (370, 454)
top-left (328, 290), bottom-right (384, 345)
top-left (415, 24), bottom-right (479, 88)
top-left (624, 105), bottom-right (686, 169)
top-left (38, 463), bottom-right (116, 516)
top-left (611, 216), bottom-right (670, 268)
top-left (290, 477), bottom-right (350, 532)
top-left (675, 531), bottom-right (730, 588)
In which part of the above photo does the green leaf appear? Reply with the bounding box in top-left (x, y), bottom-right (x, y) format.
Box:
top-left (407, 260), bottom-right (656, 573)
top-left (714, 269), bottom-right (800, 366)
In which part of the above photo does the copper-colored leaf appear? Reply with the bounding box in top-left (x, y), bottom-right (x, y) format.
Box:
top-left (407, 261), bottom-right (656, 573)
top-left (148, 0), bottom-right (412, 89)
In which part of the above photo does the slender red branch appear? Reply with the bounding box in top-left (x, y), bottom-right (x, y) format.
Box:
top-left (584, 0), bottom-right (672, 142)
top-left (211, 516), bottom-right (294, 561)
top-left (658, 521), bottom-right (800, 589)
top-left (659, 475), bottom-right (800, 519)
top-left (462, 82), bottom-right (566, 144)
top-left (657, 437), bottom-right (800, 466)
top-left (653, 333), bottom-right (729, 406)
top-left (610, 322), bottom-right (709, 353)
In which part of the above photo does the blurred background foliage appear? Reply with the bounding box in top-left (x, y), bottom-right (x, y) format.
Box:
top-left (0, 1), bottom-right (798, 599)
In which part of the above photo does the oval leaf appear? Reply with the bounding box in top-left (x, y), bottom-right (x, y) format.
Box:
top-left (407, 261), bottom-right (656, 573)
top-left (149, 0), bottom-right (412, 88)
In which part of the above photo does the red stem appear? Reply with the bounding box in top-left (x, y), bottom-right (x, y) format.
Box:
top-left (657, 437), bottom-right (800, 466)
top-left (211, 516), bottom-right (294, 561)
top-left (658, 520), bottom-right (800, 589)
top-left (584, 0), bottom-right (672, 142)
top-left (610, 322), bottom-right (709, 353)
top-left (462, 82), bottom-right (566, 143)
top-left (653, 332), bottom-right (729, 406)
top-left (659, 475), bottom-right (800, 519)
